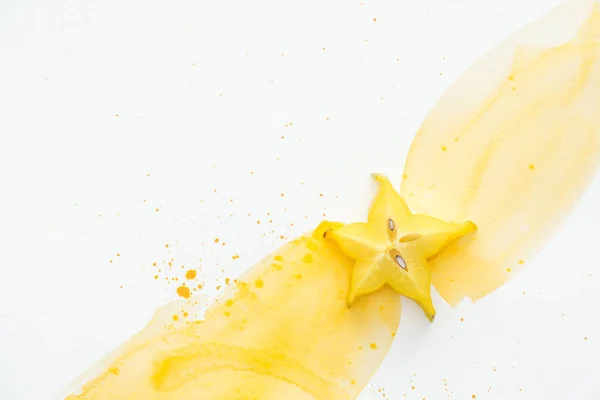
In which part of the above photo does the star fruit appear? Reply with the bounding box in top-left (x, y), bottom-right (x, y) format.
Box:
top-left (326, 174), bottom-right (476, 321)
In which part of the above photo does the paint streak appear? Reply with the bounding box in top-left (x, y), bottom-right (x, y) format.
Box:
top-left (64, 225), bottom-right (400, 399)
top-left (402, 1), bottom-right (600, 305)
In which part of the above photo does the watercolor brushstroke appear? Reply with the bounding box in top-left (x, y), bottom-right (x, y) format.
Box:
top-left (403, 0), bottom-right (600, 305)
top-left (63, 1), bottom-right (600, 398)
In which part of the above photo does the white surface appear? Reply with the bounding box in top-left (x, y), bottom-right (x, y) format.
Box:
top-left (1, 0), bottom-right (598, 399)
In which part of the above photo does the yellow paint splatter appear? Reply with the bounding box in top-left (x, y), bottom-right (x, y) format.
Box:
top-left (176, 286), bottom-right (190, 299)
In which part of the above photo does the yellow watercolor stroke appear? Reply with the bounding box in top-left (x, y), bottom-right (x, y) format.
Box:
top-left (402, 0), bottom-right (600, 305)
top-left (66, 224), bottom-right (401, 399)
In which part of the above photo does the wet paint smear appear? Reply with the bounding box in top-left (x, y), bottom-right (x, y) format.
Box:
top-left (62, 1), bottom-right (600, 399)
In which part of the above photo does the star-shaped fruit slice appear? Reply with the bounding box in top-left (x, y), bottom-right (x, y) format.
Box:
top-left (326, 174), bottom-right (476, 321)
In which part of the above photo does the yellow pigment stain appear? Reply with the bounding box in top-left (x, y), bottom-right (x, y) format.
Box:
top-left (302, 253), bottom-right (314, 263)
top-left (66, 229), bottom-right (401, 399)
top-left (176, 286), bottom-right (190, 299)
top-left (402, 2), bottom-right (600, 305)
top-left (306, 241), bottom-right (318, 251)
top-left (185, 270), bottom-right (196, 280)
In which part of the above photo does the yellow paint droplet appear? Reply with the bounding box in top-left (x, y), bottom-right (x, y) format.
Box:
top-left (370, 343), bottom-right (378, 349)
top-left (506, 268), bottom-right (512, 272)
top-left (225, 299), bottom-right (234, 307)
top-left (172, 315), bottom-right (179, 321)
top-left (214, 238), bottom-right (219, 243)
top-left (185, 270), bottom-right (196, 279)
top-left (255, 279), bottom-right (264, 289)
top-left (176, 286), bottom-right (190, 299)
top-left (518, 260), bottom-right (524, 264)
top-left (441, 145), bottom-right (447, 151)
top-left (303, 253), bottom-right (314, 263)
top-left (274, 255), bottom-right (283, 261)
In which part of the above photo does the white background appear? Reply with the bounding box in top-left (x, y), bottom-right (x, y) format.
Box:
top-left (1, 0), bottom-right (599, 399)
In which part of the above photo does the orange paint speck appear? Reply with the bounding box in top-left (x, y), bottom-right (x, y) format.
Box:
top-left (214, 238), bottom-right (219, 243)
top-left (176, 286), bottom-right (190, 299)
top-left (185, 270), bottom-right (197, 280)
top-left (165, 244), bottom-right (169, 248)
top-left (302, 253), bottom-right (314, 264)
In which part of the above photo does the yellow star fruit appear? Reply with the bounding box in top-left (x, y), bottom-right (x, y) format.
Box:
top-left (326, 174), bottom-right (476, 321)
